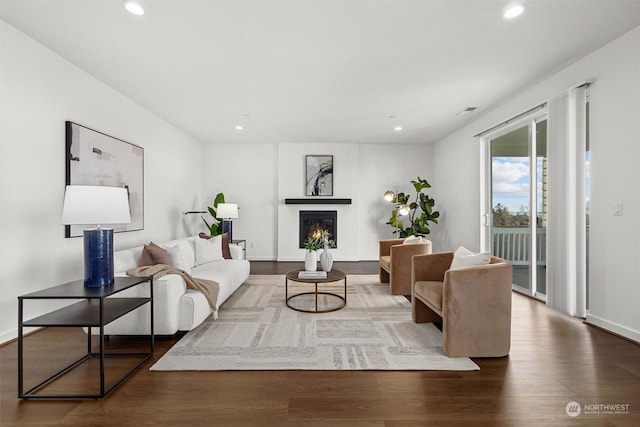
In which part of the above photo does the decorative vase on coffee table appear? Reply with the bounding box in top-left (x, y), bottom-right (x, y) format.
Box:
top-left (320, 246), bottom-right (333, 272)
top-left (304, 250), bottom-right (317, 272)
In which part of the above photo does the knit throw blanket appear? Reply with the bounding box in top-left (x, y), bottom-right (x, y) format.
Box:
top-left (127, 264), bottom-right (220, 309)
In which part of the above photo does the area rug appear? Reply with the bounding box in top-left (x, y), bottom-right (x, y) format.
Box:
top-left (150, 275), bottom-right (479, 371)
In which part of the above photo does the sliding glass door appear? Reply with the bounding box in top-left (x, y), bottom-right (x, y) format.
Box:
top-left (482, 115), bottom-right (547, 299)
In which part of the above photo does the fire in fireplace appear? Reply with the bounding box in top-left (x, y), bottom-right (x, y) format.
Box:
top-left (299, 210), bottom-right (337, 249)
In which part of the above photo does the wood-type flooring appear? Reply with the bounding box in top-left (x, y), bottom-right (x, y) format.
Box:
top-left (1, 261), bottom-right (639, 426)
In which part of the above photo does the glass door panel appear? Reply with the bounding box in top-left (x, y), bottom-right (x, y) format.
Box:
top-left (488, 116), bottom-right (547, 298)
top-left (490, 124), bottom-right (531, 292)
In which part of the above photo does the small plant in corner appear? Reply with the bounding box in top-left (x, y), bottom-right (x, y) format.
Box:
top-left (202, 192), bottom-right (225, 236)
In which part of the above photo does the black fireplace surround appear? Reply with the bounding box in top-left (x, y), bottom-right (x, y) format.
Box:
top-left (299, 210), bottom-right (337, 249)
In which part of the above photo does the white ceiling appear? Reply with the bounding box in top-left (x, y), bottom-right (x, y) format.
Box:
top-left (1, 0), bottom-right (639, 145)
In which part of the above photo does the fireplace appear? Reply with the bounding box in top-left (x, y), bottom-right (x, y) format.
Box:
top-left (299, 210), bottom-right (337, 248)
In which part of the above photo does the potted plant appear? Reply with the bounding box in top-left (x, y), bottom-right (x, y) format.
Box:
top-left (202, 192), bottom-right (225, 236)
top-left (386, 176), bottom-right (440, 237)
top-left (303, 234), bottom-right (321, 271)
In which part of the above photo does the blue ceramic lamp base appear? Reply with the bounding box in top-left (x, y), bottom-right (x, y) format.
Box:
top-left (84, 228), bottom-right (114, 287)
top-left (222, 219), bottom-right (233, 242)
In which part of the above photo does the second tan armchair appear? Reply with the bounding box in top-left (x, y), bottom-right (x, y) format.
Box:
top-left (411, 252), bottom-right (512, 358)
top-left (379, 238), bottom-right (432, 295)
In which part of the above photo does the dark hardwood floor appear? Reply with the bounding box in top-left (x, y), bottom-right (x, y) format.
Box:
top-left (2, 262), bottom-right (639, 426)
top-left (250, 260), bottom-right (380, 275)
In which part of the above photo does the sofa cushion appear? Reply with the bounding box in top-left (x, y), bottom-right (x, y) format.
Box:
top-left (192, 259), bottom-right (250, 308)
top-left (199, 232), bottom-right (232, 259)
top-left (195, 234), bottom-right (223, 265)
top-left (403, 235), bottom-right (423, 244)
top-left (414, 280), bottom-right (444, 312)
top-left (165, 243), bottom-right (192, 274)
top-left (140, 242), bottom-right (172, 266)
top-left (138, 247), bottom-right (152, 266)
top-left (450, 246), bottom-right (491, 270)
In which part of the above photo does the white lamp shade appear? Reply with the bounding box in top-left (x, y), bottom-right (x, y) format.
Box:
top-left (217, 203), bottom-right (238, 219)
top-left (62, 185), bottom-right (131, 225)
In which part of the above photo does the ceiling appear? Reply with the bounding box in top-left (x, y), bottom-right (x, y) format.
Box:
top-left (1, 1), bottom-right (639, 145)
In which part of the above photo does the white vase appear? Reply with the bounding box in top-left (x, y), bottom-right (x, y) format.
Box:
top-left (320, 247), bottom-right (333, 272)
top-left (304, 250), bottom-right (317, 272)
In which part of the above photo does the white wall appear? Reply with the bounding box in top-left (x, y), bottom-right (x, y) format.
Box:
top-left (202, 142), bottom-right (434, 261)
top-left (358, 144), bottom-right (435, 258)
top-left (201, 143), bottom-right (278, 260)
top-left (0, 20), bottom-right (203, 343)
top-left (431, 26), bottom-right (640, 342)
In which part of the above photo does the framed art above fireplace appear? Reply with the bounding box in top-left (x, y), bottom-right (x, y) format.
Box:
top-left (305, 155), bottom-right (333, 196)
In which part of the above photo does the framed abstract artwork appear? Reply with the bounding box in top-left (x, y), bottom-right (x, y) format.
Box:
top-left (305, 155), bottom-right (333, 196)
top-left (65, 121), bottom-right (144, 237)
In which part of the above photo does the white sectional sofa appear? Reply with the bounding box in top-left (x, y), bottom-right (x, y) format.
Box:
top-left (103, 235), bottom-right (250, 335)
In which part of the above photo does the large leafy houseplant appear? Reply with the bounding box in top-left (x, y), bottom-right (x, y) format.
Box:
top-left (386, 177), bottom-right (440, 237)
top-left (201, 192), bottom-right (225, 236)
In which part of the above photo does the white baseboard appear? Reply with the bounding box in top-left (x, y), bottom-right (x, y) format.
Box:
top-left (0, 327), bottom-right (42, 346)
top-left (0, 329), bottom-right (17, 345)
top-left (585, 314), bottom-right (640, 343)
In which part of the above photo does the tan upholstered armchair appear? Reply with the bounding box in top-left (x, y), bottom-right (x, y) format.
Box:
top-left (379, 238), bottom-right (432, 295)
top-left (411, 252), bottom-right (512, 357)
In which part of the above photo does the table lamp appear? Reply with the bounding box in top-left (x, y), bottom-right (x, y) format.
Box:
top-left (216, 203), bottom-right (238, 241)
top-left (62, 185), bottom-right (131, 287)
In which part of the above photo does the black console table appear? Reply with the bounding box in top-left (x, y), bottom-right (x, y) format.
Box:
top-left (18, 276), bottom-right (153, 399)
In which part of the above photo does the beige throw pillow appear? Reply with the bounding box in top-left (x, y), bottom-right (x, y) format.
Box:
top-left (195, 234), bottom-right (223, 265)
top-left (450, 246), bottom-right (491, 270)
top-left (199, 232), bottom-right (232, 259)
top-left (403, 235), bottom-right (423, 244)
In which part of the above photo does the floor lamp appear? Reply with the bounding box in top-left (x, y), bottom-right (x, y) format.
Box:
top-left (62, 185), bottom-right (131, 287)
top-left (384, 190), bottom-right (409, 237)
top-left (216, 203), bottom-right (238, 241)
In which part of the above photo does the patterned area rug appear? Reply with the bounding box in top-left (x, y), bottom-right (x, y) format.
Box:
top-left (150, 274), bottom-right (479, 371)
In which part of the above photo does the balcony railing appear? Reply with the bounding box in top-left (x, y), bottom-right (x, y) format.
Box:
top-left (492, 227), bottom-right (546, 266)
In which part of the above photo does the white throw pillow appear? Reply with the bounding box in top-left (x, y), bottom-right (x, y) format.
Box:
top-left (195, 234), bottom-right (223, 265)
top-left (165, 244), bottom-right (191, 274)
top-left (450, 246), bottom-right (491, 270)
top-left (403, 235), bottom-right (423, 244)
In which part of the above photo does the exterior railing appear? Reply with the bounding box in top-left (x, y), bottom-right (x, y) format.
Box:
top-left (492, 227), bottom-right (546, 266)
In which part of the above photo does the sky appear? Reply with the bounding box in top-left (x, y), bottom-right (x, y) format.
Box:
top-left (492, 153), bottom-right (590, 215)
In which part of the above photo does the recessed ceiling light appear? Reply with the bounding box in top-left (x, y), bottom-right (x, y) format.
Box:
top-left (394, 126), bottom-right (403, 132)
top-left (235, 125), bottom-right (244, 131)
top-left (123, 1), bottom-right (145, 16)
top-left (503, 3), bottom-right (526, 19)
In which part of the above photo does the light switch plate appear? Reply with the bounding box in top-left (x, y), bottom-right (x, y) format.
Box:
top-left (613, 202), bottom-right (623, 216)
